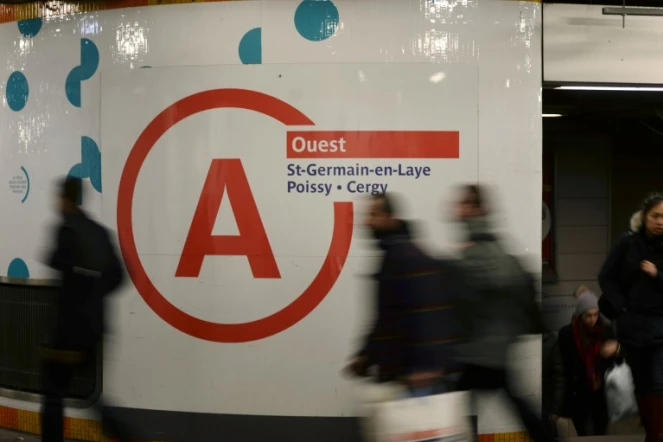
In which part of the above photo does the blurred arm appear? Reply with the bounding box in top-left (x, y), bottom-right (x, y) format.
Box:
top-left (49, 226), bottom-right (76, 272)
top-left (357, 322), bottom-right (376, 361)
top-left (598, 234), bottom-right (630, 315)
top-left (102, 233), bottom-right (125, 295)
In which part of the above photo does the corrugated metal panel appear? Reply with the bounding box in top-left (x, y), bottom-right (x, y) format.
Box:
top-left (0, 283), bottom-right (97, 400)
top-left (0, 0), bottom-right (244, 24)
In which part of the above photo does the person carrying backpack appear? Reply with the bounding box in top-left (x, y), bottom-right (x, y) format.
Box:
top-left (41, 177), bottom-right (138, 442)
top-left (451, 184), bottom-right (553, 442)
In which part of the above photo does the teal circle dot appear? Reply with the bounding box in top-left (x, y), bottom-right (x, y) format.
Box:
top-left (18, 18), bottom-right (42, 38)
top-left (294, 0), bottom-right (339, 42)
top-left (6, 71), bottom-right (29, 112)
top-left (8, 258), bottom-right (29, 279)
top-left (238, 28), bottom-right (262, 65)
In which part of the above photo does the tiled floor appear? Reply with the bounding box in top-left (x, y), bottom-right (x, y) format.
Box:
top-left (0, 427), bottom-right (40, 441)
top-left (577, 437), bottom-right (644, 441)
top-left (0, 426), bottom-right (648, 442)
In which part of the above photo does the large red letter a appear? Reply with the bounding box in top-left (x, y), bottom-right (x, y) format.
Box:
top-left (175, 159), bottom-right (280, 278)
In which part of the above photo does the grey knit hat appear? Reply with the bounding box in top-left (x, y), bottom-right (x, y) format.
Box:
top-left (575, 289), bottom-right (599, 317)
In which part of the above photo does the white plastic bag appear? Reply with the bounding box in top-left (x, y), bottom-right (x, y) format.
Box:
top-left (604, 361), bottom-right (639, 423)
top-left (369, 390), bottom-right (472, 442)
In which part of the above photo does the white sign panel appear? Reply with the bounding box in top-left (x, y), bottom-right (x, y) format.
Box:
top-left (101, 64), bottom-right (478, 415)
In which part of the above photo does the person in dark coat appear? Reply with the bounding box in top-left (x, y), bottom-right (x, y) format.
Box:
top-left (550, 286), bottom-right (620, 436)
top-left (41, 177), bottom-right (136, 442)
top-left (451, 184), bottom-right (552, 442)
top-left (598, 193), bottom-right (663, 442)
top-left (345, 192), bottom-right (464, 392)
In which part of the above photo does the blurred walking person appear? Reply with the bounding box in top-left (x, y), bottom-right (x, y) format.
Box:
top-left (451, 184), bottom-right (553, 442)
top-left (598, 193), bottom-right (663, 442)
top-left (345, 193), bottom-right (464, 440)
top-left (41, 177), bottom-right (138, 442)
top-left (550, 286), bottom-right (620, 436)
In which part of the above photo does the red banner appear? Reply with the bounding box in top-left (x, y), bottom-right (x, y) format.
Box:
top-left (542, 153), bottom-right (554, 272)
top-left (286, 130), bottom-right (459, 159)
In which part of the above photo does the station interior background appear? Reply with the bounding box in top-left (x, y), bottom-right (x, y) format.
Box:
top-left (541, 86), bottom-right (663, 436)
top-left (1, 0), bottom-right (662, 440)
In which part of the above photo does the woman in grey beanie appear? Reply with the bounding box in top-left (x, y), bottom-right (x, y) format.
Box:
top-left (550, 286), bottom-right (620, 436)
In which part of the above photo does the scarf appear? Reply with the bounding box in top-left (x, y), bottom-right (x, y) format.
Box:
top-left (572, 317), bottom-right (603, 391)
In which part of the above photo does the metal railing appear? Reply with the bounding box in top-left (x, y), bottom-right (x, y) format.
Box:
top-left (0, 277), bottom-right (101, 408)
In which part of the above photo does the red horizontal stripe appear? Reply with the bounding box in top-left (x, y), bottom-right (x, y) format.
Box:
top-left (286, 131), bottom-right (459, 159)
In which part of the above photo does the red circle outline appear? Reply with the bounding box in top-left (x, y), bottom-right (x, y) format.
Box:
top-left (117, 89), bottom-right (354, 343)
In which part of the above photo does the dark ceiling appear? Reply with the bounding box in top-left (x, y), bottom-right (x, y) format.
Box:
top-left (542, 2), bottom-right (663, 120)
top-left (543, 87), bottom-right (663, 121)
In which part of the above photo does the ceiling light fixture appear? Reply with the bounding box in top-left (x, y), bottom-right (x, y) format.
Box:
top-left (603, 7), bottom-right (663, 17)
top-left (555, 86), bottom-right (663, 92)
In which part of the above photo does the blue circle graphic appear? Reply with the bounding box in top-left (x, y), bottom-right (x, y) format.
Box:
top-left (8, 258), bottom-right (29, 279)
top-left (238, 28), bottom-right (262, 64)
top-left (18, 18), bottom-right (42, 38)
top-left (294, 0), bottom-right (339, 42)
top-left (6, 71), bottom-right (29, 112)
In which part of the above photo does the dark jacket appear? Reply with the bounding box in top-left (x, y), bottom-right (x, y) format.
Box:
top-left (48, 210), bottom-right (124, 352)
top-left (599, 215), bottom-right (663, 346)
top-left (455, 217), bottom-right (543, 369)
top-left (358, 221), bottom-right (464, 382)
top-left (551, 319), bottom-right (614, 417)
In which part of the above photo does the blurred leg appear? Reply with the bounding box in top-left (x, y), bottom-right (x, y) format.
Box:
top-left (626, 345), bottom-right (654, 441)
top-left (41, 361), bottom-right (73, 442)
top-left (650, 347), bottom-right (663, 442)
top-left (591, 392), bottom-right (609, 436)
top-left (458, 366), bottom-right (552, 442)
top-left (503, 376), bottom-right (553, 442)
top-left (357, 382), bottom-right (407, 442)
top-left (571, 416), bottom-right (589, 437)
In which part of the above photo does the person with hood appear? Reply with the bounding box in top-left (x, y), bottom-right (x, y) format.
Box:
top-left (41, 177), bottom-right (138, 442)
top-left (452, 184), bottom-right (551, 442)
top-left (550, 286), bottom-right (620, 436)
top-left (345, 192), bottom-right (464, 391)
top-left (598, 193), bottom-right (663, 442)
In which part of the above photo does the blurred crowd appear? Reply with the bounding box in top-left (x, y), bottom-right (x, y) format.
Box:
top-left (346, 187), bottom-right (663, 442)
top-left (345, 185), bottom-right (552, 442)
top-left (38, 175), bottom-right (663, 442)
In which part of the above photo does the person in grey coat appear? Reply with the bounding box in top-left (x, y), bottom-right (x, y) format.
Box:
top-left (452, 184), bottom-right (553, 442)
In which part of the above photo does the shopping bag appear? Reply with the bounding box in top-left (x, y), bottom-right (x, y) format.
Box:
top-left (604, 361), bottom-right (639, 423)
top-left (371, 391), bottom-right (471, 442)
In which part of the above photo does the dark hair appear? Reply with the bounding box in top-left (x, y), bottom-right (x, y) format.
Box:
top-left (459, 184), bottom-right (490, 213)
top-left (642, 193), bottom-right (663, 217)
top-left (372, 192), bottom-right (398, 217)
top-left (60, 176), bottom-right (82, 205)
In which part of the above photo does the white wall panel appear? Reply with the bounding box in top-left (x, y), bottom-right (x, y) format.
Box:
top-left (0, 0), bottom-right (541, 434)
top-left (544, 3), bottom-right (663, 84)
